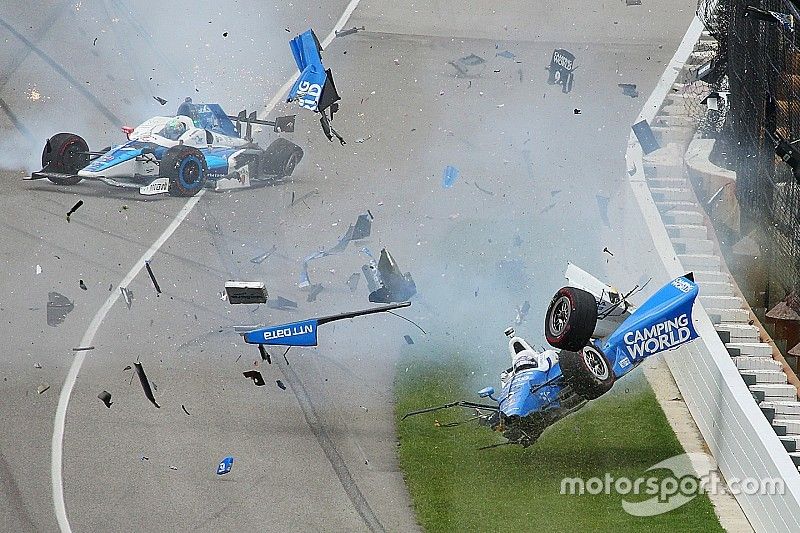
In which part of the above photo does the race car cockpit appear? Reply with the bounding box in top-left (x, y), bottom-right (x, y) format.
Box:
top-left (175, 98), bottom-right (238, 137)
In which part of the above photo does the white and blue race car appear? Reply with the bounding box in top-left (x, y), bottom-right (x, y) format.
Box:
top-left (26, 99), bottom-right (303, 196)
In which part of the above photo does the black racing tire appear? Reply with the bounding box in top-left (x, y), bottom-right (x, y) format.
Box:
top-left (545, 286), bottom-right (597, 351)
top-left (262, 138), bottom-right (304, 177)
top-left (41, 133), bottom-right (89, 185)
top-left (161, 145), bottom-right (207, 196)
top-left (559, 345), bottom-right (615, 400)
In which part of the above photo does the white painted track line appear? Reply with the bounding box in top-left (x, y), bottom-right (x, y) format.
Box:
top-left (50, 2), bottom-right (363, 530)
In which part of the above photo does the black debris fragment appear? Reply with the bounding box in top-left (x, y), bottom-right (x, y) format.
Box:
top-left (66, 200), bottom-right (83, 222)
top-left (181, 404), bottom-right (191, 416)
top-left (144, 260), bottom-right (162, 295)
top-left (108, 283), bottom-right (113, 291)
top-left (267, 296), bottom-right (298, 310)
top-left (222, 31), bottom-right (228, 37)
top-left (351, 214), bottom-right (371, 240)
top-left (276, 379), bottom-right (287, 390)
top-left (79, 279), bottom-right (87, 291)
top-left (123, 365), bottom-right (131, 371)
top-left (133, 362), bottom-right (160, 408)
top-left (306, 284), bottom-right (324, 302)
top-left (618, 83), bottom-right (639, 97)
top-left (346, 272), bottom-right (360, 292)
top-left (153, 96), bottom-right (168, 105)
top-left (93, 37), bottom-right (97, 45)
top-left (335, 25), bottom-right (365, 38)
top-left (72, 346), bottom-right (94, 351)
top-left (631, 120), bottom-right (660, 154)
top-left (329, 213), bottom-right (372, 252)
top-left (243, 370), bottom-right (265, 386)
top-left (258, 344), bottom-right (271, 364)
top-left (448, 54), bottom-right (486, 77)
top-left (475, 182), bottom-right (494, 196)
top-left (250, 245), bottom-right (277, 264)
top-left (603, 247), bottom-right (614, 256)
top-left (546, 49), bottom-right (575, 93)
top-left (98, 391), bottom-right (112, 408)
top-left (573, 108), bottom-right (581, 115)
top-left (626, 0), bottom-right (642, 5)
top-left (404, 335), bottom-right (414, 345)
top-left (289, 188), bottom-right (319, 208)
top-left (596, 195), bottom-right (611, 226)
top-left (362, 248), bottom-right (417, 303)
top-left (47, 292), bottom-right (74, 327)
top-left (120, 287), bottom-right (133, 309)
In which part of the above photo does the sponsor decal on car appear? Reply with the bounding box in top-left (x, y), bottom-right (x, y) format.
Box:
top-left (243, 318), bottom-right (319, 346)
top-left (671, 277), bottom-right (693, 293)
top-left (296, 80), bottom-right (322, 110)
top-left (139, 177), bottom-right (170, 195)
top-left (623, 313), bottom-right (694, 360)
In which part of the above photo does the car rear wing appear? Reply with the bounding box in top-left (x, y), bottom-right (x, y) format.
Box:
top-left (228, 111), bottom-right (296, 138)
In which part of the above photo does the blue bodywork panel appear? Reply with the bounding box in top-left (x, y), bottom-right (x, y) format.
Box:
top-left (498, 365), bottom-right (564, 418)
top-left (288, 30), bottom-right (327, 111)
top-left (602, 276), bottom-right (698, 377)
top-left (216, 456), bottom-right (234, 475)
top-left (243, 318), bottom-right (319, 346)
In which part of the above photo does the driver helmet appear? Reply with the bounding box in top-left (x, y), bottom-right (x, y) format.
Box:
top-left (164, 118), bottom-right (187, 140)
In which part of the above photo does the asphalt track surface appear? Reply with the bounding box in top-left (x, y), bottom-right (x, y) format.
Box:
top-left (0, 1), bottom-right (697, 531)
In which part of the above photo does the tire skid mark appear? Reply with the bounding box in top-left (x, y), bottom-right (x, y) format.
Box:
top-left (0, 2), bottom-right (68, 143)
top-left (0, 14), bottom-right (121, 125)
top-left (278, 361), bottom-right (386, 533)
top-left (0, 449), bottom-right (38, 532)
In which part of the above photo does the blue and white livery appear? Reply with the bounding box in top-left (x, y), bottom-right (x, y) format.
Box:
top-left (27, 100), bottom-right (303, 197)
top-left (404, 264), bottom-right (700, 447)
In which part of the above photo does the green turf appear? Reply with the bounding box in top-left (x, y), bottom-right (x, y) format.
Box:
top-left (395, 352), bottom-right (724, 533)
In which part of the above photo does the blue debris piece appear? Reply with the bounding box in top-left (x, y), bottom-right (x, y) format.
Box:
top-left (442, 165), bottom-right (460, 188)
top-left (496, 50), bottom-right (515, 59)
top-left (217, 456), bottom-right (234, 475)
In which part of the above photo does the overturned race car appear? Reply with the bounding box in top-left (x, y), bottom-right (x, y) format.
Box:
top-left (404, 263), bottom-right (700, 447)
top-left (25, 99), bottom-right (303, 196)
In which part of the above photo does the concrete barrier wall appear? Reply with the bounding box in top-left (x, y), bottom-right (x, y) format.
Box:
top-left (627, 16), bottom-right (800, 533)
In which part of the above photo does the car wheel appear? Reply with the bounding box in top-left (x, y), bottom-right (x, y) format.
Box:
top-left (42, 133), bottom-right (89, 185)
top-left (282, 148), bottom-right (303, 176)
top-left (162, 145), bottom-right (207, 196)
top-left (261, 138), bottom-right (304, 177)
top-left (559, 345), bottom-right (615, 400)
top-left (544, 286), bottom-right (597, 351)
